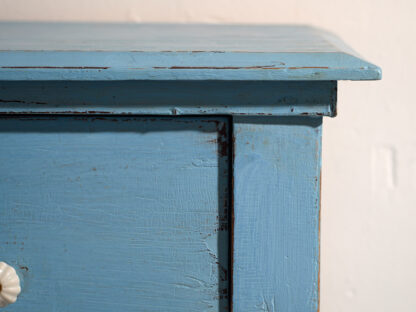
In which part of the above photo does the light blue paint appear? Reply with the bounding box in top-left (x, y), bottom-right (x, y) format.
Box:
top-left (0, 23), bottom-right (381, 81)
top-left (0, 116), bottom-right (229, 312)
top-left (232, 117), bottom-right (322, 312)
top-left (0, 22), bottom-right (382, 311)
top-left (0, 81), bottom-right (336, 117)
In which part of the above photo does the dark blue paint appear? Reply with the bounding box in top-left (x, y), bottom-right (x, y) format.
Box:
top-left (0, 81), bottom-right (337, 117)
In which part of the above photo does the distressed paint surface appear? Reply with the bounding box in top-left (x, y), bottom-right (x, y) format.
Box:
top-left (0, 23), bottom-right (381, 81)
top-left (0, 81), bottom-right (337, 117)
top-left (232, 117), bottom-right (322, 312)
top-left (0, 116), bottom-right (229, 312)
top-left (0, 21), bottom-right (383, 312)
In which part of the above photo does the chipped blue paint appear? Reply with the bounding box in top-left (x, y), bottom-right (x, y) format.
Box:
top-left (0, 51), bottom-right (381, 81)
top-left (0, 81), bottom-right (337, 117)
top-left (0, 22), bottom-right (382, 311)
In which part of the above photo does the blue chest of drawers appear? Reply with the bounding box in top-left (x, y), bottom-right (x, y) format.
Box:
top-left (0, 23), bottom-right (380, 311)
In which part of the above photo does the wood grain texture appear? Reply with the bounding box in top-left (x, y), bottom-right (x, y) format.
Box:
top-left (232, 117), bottom-right (322, 312)
top-left (0, 23), bottom-right (361, 52)
top-left (0, 116), bottom-right (229, 312)
top-left (0, 23), bottom-right (381, 81)
top-left (0, 81), bottom-right (336, 117)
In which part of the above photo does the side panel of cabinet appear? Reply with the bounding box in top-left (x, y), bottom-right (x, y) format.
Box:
top-left (0, 116), bottom-right (229, 312)
top-left (232, 117), bottom-right (322, 312)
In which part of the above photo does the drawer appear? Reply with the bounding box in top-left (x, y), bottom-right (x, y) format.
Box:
top-left (0, 116), bottom-right (230, 311)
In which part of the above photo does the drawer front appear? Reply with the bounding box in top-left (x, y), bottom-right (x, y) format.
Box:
top-left (0, 116), bottom-right (229, 311)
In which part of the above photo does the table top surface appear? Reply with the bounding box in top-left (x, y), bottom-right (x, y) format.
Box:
top-left (0, 23), bottom-right (381, 81)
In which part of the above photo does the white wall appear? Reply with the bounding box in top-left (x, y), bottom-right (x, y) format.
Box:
top-left (1, 1), bottom-right (415, 311)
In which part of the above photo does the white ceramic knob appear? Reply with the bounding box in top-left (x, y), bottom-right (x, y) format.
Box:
top-left (0, 262), bottom-right (21, 308)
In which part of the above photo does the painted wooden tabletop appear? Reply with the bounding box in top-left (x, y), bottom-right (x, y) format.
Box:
top-left (0, 23), bottom-right (381, 81)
